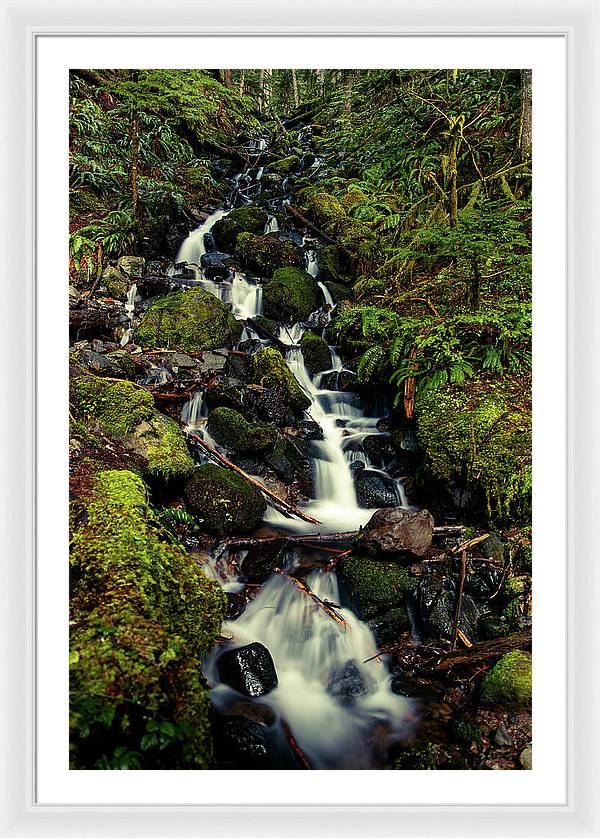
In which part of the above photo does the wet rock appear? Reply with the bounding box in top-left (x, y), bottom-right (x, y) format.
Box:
top-left (71, 349), bottom-right (119, 376)
top-left (250, 347), bottom-right (311, 412)
top-left (337, 554), bottom-right (416, 620)
top-left (212, 207), bottom-right (268, 252)
top-left (204, 383), bottom-right (246, 414)
top-left (101, 265), bottom-right (128, 299)
top-left (136, 275), bottom-right (172, 298)
top-left (354, 469), bottom-right (399, 509)
top-left (246, 385), bottom-right (294, 427)
top-left (262, 267), bottom-right (320, 323)
top-left (367, 607), bottom-right (411, 646)
top-left (217, 642), bottom-right (278, 697)
top-left (241, 541), bottom-right (285, 583)
top-left (519, 745), bottom-right (532, 770)
top-left (208, 407), bottom-right (278, 454)
top-left (317, 369), bottom-right (357, 391)
top-left (327, 660), bottom-right (367, 704)
top-left (416, 575), bottom-right (480, 643)
top-left (355, 507), bottom-right (435, 558)
top-left (298, 419), bottom-right (324, 440)
top-left (264, 435), bottom-right (313, 491)
top-left (200, 350), bottom-right (229, 374)
top-left (225, 592), bottom-right (247, 620)
top-left (184, 464), bottom-right (266, 536)
top-left (168, 352), bottom-right (198, 369)
top-left (307, 306), bottom-right (333, 331)
top-left (224, 701), bottom-right (275, 727)
top-left (200, 251), bottom-right (236, 280)
top-left (225, 353), bottom-right (250, 382)
top-left (213, 715), bottom-right (269, 768)
top-left (362, 434), bottom-right (396, 469)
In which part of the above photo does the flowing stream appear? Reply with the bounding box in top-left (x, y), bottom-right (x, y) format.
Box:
top-left (177, 158), bottom-right (413, 769)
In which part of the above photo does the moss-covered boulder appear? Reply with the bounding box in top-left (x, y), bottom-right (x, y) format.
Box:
top-left (207, 407), bottom-right (278, 454)
top-left (269, 154), bottom-right (300, 175)
top-left (300, 191), bottom-right (375, 257)
top-left (235, 232), bottom-right (302, 277)
top-left (480, 650), bottom-right (532, 708)
top-left (71, 376), bottom-right (194, 481)
top-left (184, 464), bottom-right (266, 535)
top-left (251, 347), bottom-right (311, 412)
top-left (416, 382), bottom-right (532, 524)
top-left (101, 265), bottom-right (129, 300)
top-left (70, 470), bottom-right (226, 769)
top-left (317, 245), bottom-right (341, 282)
top-left (211, 207), bottom-right (268, 252)
top-left (325, 280), bottom-right (354, 303)
top-left (135, 288), bottom-right (242, 352)
top-left (337, 554), bottom-right (416, 620)
top-left (300, 332), bottom-right (332, 375)
top-left (262, 267), bottom-right (320, 323)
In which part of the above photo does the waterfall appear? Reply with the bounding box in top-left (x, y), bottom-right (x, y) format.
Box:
top-left (264, 215), bottom-right (279, 234)
top-left (181, 389), bottom-right (207, 429)
top-left (120, 282), bottom-right (138, 346)
top-left (318, 280), bottom-right (335, 307)
top-left (176, 208), bottom-right (230, 268)
top-left (306, 248), bottom-right (319, 277)
top-left (206, 564), bottom-right (413, 769)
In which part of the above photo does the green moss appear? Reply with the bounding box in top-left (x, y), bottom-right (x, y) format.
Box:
top-left (337, 554), bottom-right (416, 620)
top-left (325, 280), bottom-right (354, 303)
top-left (135, 287), bottom-right (242, 352)
top-left (235, 232), bottom-right (302, 277)
top-left (341, 189), bottom-right (368, 210)
top-left (102, 265), bottom-right (128, 299)
top-left (184, 464), bottom-right (266, 536)
top-left (262, 266), bottom-right (320, 323)
top-left (207, 407), bottom-right (278, 454)
top-left (72, 376), bottom-right (194, 481)
top-left (395, 743), bottom-right (445, 770)
top-left (269, 154), bottom-right (300, 174)
top-left (251, 347), bottom-right (311, 412)
top-left (480, 650), bottom-right (532, 708)
top-left (300, 332), bottom-right (332, 375)
top-left (70, 470), bottom-right (226, 769)
top-left (415, 383), bottom-right (532, 524)
top-left (211, 207), bottom-right (268, 252)
top-left (72, 376), bottom-right (154, 437)
top-left (302, 191), bottom-right (375, 257)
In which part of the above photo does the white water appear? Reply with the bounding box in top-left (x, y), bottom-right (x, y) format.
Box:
top-left (120, 282), bottom-right (138, 346)
top-left (264, 215), bottom-right (279, 234)
top-left (306, 248), bottom-right (319, 277)
top-left (207, 567), bottom-right (413, 769)
top-left (318, 280), bottom-right (335, 307)
top-left (176, 208), bottom-right (230, 267)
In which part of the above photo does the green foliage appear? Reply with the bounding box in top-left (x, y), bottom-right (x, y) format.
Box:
top-left (70, 470), bottom-right (226, 768)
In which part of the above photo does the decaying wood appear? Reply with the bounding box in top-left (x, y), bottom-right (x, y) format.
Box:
top-left (451, 549), bottom-right (468, 649)
top-left (218, 531), bottom-right (358, 551)
top-left (273, 568), bottom-right (350, 629)
top-left (281, 720), bottom-right (312, 769)
top-left (69, 307), bottom-right (121, 339)
top-left (450, 533), bottom-right (490, 554)
top-left (419, 631), bottom-right (531, 674)
top-left (432, 525), bottom-right (465, 537)
top-left (184, 429), bottom-right (321, 525)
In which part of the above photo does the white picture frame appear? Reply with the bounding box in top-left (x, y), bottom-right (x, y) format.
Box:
top-left (1, 0), bottom-right (598, 835)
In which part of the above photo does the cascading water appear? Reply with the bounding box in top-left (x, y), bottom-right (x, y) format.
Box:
top-left (120, 282), bottom-right (138, 346)
top-left (264, 215), bottom-right (279, 234)
top-left (176, 208), bottom-right (230, 268)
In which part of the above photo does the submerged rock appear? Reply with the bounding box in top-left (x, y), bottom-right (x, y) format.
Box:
top-left (262, 267), bottom-right (320, 322)
top-left (135, 287), bottom-right (242, 352)
top-left (327, 660), bottom-right (367, 704)
top-left (355, 507), bottom-right (435, 558)
top-left (184, 464), bottom-right (266, 536)
top-left (217, 642), bottom-right (278, 697)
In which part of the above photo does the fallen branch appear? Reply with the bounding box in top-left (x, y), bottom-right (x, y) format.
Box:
top-left (281, 720), bottom-right (312, 769)
top-left (419, 631), bottom-right (531, 674)
top-left (217, 531), bottom-right (357, 551)
top-left (273, 568), bottom-right (350, 629)
top-left (451, 549), bottom-right (468, 649)
top-left (184, 429), bottom-right (321, 525)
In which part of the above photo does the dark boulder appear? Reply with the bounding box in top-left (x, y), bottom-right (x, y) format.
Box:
top-left (415, 575), bottom-right (480, 643)
top-left (264, 435), bottom-right (313, 492)
top-left (200, 251), bottom-right (236, 280)
top-left (362, 434), bottom-right (396, 469)
top-left (213, 715), bottom-right (269, 769)
top-left (225, 593), bottom-right (247, 620)
top-left (217, 642), bottom-right (278, 697)
top-left (354, 469), bottom-right (400, 509)
top-left (367, 607), bottom-right (412, 646)
top-left (184, 464), bottom-right (266, 536)
top-left (327, 660), bottom-right (367, 704)
top-left (241, 542), bottom-right (285, 583)
top-left (317, 369), bottom-right (357, 392)
top-left (298, 419), bottom-right (324, 440)
top-left (355, 507), bottom-right (435, 558)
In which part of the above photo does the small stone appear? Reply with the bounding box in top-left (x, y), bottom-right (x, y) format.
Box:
top-left (519, 745), bottom-right (532, 770)
top-left (493, 723), bottom-right (512, 747)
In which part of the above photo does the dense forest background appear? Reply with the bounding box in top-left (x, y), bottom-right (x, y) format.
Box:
top-left (69, 68), bottom-right (532, 771)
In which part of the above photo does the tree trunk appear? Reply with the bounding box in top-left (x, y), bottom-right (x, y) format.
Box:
top-left (222, 69), bottom-right (232, 88)
top-left (128, 70), bottom-right (140, 223)
top-left (291, 68), bottom-right (300, 108)
top-left (447, 128), bottom-right (459, 228)
top-left (239, 70), bottom-right (245, 96)
top-left (519, 69), bottom-right (532, 162)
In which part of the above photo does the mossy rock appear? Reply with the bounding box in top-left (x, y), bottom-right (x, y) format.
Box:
top-left (235, 233), bottom-right (302, 277)
top-left (211, 207), bottom-right (268, 252)
top-left (135, 288), bottom-right (242, 352)
top-left (480, 650), bottom-right (532, 708)
top-left (101, 265), bottom-right (128, 300)
top-left (69, 470), bottom-right (226, 769)
top-left (269, 154), bottom-right (300, 175)
top-left (262, 267), bottom-right (320, 323)
top-left (325, 280), bottom-right (354, 303)
top-left (301, 191), bottom-right (375, 258)
top-left (251, 347), bottom-right (311, 412)
top-left (117, 255), bottom-right (145, 278)
top-left (264, 435), bottom-right (313, 491)
top-left (184, 464), bottom-right (266, 536)
top-left (416, 383), bottom-right (532, 524)
top-left (317, 245), bottom-right (341, 282)
top-left (337, 554), bottom-right (416, 620)
top-left (341, 189), bottom-right (368, 211)
top-left (300, 332), bottom-right (332, 375)
top-left (207, 407), bottom-right (278, 454)
top-left (71, 376), bottom-right (194, 481)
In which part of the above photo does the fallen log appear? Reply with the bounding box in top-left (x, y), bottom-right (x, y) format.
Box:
top-left (69, 307), bottom-right (121, 340)
top-left (273, 568), bottom-right (350, 629)
top-left (184, 429), bottom-right (321, 525)
top-left (419, 631), bottom-right (531, 674)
